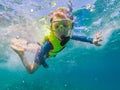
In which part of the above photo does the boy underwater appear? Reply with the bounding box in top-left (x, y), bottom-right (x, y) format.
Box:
top-left (10, 5), bottom-right (102, 74)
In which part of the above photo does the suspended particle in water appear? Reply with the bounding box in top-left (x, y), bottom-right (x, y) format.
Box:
top-left (49, 2), bottom-right (56, 7)
top-left (64, 81), bottom-right (70, 88)
top-left (94, 77), bottom-right (98, 81)
top-left (104, 9), bottom-right (107, 12)
top-left (16, 35), bottom-right (20, 39)
top-left (30, 9), bottom-right (34, 12)
top-left (22, 80), bottom-right (25, 83)
top-left (64, 84), bottom-right (68, 87)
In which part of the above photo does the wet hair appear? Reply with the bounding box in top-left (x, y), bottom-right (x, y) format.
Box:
top-left (50, 12), bottom-right (68, 22)
top-left (50, 7), bottom-right (68, 16)
top-left (49, 7), bottom-right (73, 22)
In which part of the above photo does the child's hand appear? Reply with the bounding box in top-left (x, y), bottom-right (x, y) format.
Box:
top-left (93, 32), bottom-right (102, 46)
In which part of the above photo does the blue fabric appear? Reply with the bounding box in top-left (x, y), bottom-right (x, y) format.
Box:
top-left (34, 41), bottom-right (53, 67)
top-left (35, 35), bottom-right (93, 68)
top-left (71, 34), bottom-right (93, 44)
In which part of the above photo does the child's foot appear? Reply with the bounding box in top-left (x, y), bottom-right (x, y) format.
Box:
top-left (10, 44), bottom-right (25, 56)
top-left (11, 38), bottom-right (28, 46)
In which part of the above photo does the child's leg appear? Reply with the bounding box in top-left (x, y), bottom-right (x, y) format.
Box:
top-left (10, 44), bottom-right (40, 74)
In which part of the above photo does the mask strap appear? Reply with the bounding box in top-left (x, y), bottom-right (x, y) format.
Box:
top-left (67, 0), bottom-right (73, 20)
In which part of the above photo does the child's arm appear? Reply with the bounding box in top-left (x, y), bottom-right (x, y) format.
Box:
top-left (71, 32), bottom-right (102, 46)
top-left (71, 35), bottom-right (93, 44)
top-left (35, 41), bottom-right (53, 68)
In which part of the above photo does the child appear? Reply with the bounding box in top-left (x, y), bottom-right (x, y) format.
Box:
top-left (10, 7), bottom-right (102, 74)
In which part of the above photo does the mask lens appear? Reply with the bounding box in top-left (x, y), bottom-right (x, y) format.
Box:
top-left (51, 19), bottom-right (72, 32)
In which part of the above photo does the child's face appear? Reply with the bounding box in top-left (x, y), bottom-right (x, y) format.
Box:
top-left (50, 17), bottom-right (72, 39)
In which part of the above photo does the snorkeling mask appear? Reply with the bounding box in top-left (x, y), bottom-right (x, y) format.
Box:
top-left (50, 19), bottom-right (73, 45)
top-left (50, 19), bottom-right (73, 32)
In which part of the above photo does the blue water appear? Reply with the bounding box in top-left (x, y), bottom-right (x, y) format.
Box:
top-left (0, 0), bottom-right (120, 90)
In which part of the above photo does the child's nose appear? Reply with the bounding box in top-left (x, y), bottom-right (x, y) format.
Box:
top-left (59, 25), bottom-right (65, 31)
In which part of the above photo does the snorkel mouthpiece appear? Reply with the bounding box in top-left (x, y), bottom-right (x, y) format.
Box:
top-left (60, 35), bottom-right (70, 46)
top-left (60, 34), bottom-right (65, 39)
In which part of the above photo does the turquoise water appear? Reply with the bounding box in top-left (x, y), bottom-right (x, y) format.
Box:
top-left (0, 0), bottom-right (120, 90)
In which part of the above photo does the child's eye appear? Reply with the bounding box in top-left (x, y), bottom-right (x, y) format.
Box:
top-left (54, 23), bottom-right (59, 29)
top-left (62, 22), bottom-right (68, 28)
top-left (63, 23), bottom-right (68, 27)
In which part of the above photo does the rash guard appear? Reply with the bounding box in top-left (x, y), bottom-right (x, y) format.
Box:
top-left (34, 34), bottom-right (93, 68)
